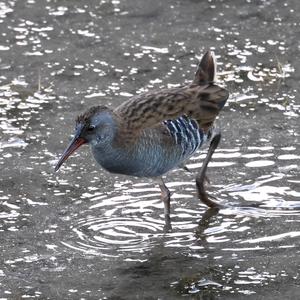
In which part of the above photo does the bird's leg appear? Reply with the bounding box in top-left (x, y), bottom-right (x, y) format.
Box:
top-left (156, 177), bottom-right (172, 231)
top-left (158, 177), bottom-right (171, 216)
top-left (196, 133), bottom-right (222, 208)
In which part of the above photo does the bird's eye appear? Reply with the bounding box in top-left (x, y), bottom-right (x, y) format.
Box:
top-left (87, 125), bottom-right (95, 131)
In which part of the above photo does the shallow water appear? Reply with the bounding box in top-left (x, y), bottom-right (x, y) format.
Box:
top-left (0, 0), bottom-right (299, 299)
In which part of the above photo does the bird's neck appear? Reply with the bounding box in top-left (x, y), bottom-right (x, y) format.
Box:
top-left (90, 127), bottom-right (166, 177)
top-left (90, 135), bottom-right (138, 176)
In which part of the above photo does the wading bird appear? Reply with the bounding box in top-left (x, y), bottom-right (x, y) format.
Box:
top-left (55, 51), bottom-right (229, 224)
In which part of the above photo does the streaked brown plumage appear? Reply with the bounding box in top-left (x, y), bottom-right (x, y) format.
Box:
top-left (115, 84), bottom-right (227, 131)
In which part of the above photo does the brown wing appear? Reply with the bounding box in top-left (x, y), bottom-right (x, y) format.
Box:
top-left (115, 84), bottom-right (228, 131)
top-left (114, 51), bottom-right (229, 132)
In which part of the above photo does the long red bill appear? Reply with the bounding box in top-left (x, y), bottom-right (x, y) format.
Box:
top-left (55, 137), bottom-right (86, 172)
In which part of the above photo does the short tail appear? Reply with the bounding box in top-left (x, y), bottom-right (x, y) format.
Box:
top-left (193, 50), bottom-right (216, 85)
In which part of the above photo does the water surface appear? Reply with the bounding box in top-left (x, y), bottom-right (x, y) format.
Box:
top-left (0, 0), bottom-right (299, 299)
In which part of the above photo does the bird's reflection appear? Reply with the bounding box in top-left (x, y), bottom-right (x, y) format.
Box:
top-left (172, 207), bottom-right (221, 297)
top-left (164, 206), bottom-right (219, 234)
top-left (164, 214), bottom-right (172, 232)
top-left (113, 207), bottom-right (221, 298)
top-left (195, 207), bottom-right (220, 241)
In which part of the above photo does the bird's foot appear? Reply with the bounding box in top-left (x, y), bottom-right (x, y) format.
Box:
top-left (196, 174), bottom-right (221, 208)
top-left (196, 133), bottom-right (222, 208)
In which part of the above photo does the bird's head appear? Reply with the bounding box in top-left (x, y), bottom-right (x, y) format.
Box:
top-left (55, 106), bottom-right (116, 171)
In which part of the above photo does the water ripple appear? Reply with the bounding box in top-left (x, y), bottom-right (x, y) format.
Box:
top-left (0, 0), bottom-right (299, 298)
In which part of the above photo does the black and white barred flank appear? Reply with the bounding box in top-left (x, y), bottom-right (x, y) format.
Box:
top-left (163, 115), bottom-right (210, 158)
